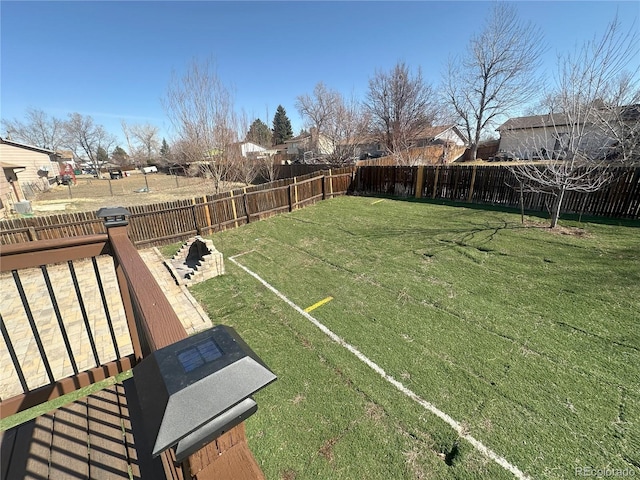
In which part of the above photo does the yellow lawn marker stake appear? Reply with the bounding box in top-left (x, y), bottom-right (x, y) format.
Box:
top-left (304, 296), bottom-right (333, 313)
top-left (371, 199), bottom-right (385, 205)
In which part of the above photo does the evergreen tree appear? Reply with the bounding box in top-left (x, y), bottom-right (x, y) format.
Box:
top-left (246, 119), bottom-right (272, 146)
top-left (96, 146), bottom-right (109, 165)
top-left (160, 138), bottom-right (171, 160)
top-left (271, 105), bottom-right (293, 145)
top-left (111, 146), bottom-right (129, 166)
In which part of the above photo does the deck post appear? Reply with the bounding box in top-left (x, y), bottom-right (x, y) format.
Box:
top-left (98, 207), bottom-right (144, 362)
top-left (99, 207), bottom-right (266, 480)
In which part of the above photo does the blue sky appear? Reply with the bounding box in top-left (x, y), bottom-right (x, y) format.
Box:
top-left (2, 1), bottom-right (638, 146)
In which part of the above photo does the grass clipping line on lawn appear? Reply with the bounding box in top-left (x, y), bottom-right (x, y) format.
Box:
top-left (229, 253), bottom-right (531, 480)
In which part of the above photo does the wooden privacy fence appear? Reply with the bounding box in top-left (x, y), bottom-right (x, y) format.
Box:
top-left (354, 165), bottom-right (640, 219)
top-left (2, 165), bottom-right (638, 246)
top-left (0, 167), bottom-right (355, 246)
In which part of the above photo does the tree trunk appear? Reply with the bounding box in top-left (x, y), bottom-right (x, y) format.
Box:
top-left (470, 144), bottom-right (478, 162)
top-left (550, 187), bottom-right (566, 228)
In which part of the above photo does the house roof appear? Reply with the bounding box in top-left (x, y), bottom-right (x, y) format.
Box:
top-left (496, 113), bottom-right (573, 131)
top-left (0, 137), bottom-right (57, 155)
top-left (284, 129), bottom-right (332, 145)
top-left (240, 141), bottom-right (267, 150)
top-left (262, 144), bottom-right (288, 154)
top-left (415, 124), bottom-right (469, 143)
top-left (413, 124), bottom-right (454, 139)
top-left (340, 125), bottom-right (466, 146)
top-left (284, 133), bottom-right (311, 144)
top-left (56, 150), bottom-right (75, 159)
top-left (498, 102), bottom-right (640, 131)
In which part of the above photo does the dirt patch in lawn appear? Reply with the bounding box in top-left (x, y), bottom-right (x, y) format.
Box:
top-left (523, 219), bottom-right (591, 238)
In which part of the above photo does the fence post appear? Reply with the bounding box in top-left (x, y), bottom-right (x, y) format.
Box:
top-left (230, 191), bottom-right (239, 228)
top-left (322, 175), bottom-right (326, 200)
top-left (293, 177), bottom-right (299, 210)
top-left (328, 169), bottom-right (334, 198)
top-left (27, 226), bottom-right (39, 241)
top-left (288, 184), bottom-right (294, 212)
top-left (243, 188), bottom-right (250, 224)
top-left (415, 166), bottom-right (425, 199)
top-left (202, 196), bottom-right (212, 234)
top-left (432, 167), bottom-right (440, 199)
top-left (191, 198), bottom-right (200, 235)
top-left (467, 165), bottom-right (477, 203)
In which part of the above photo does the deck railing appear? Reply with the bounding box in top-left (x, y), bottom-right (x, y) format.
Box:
top-left (0, 209), bottom-right (264, 479)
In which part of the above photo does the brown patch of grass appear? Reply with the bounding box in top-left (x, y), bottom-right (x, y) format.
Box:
top-left (280, 468), bottom-right (297, 480)
top-left (291, 394), bottom-right (305, 405)
top-left (481, 418), bottom-right (493, 432)
top-left (550, 225), bottom-right (591, 237)
top-left (365, 402), bottom-right (385, 423)
top-left (523, 219), bottom-right (591, 237)
top-left (319, 436), bottom-right (339, 463)
top-left (403, 447), bottom-right (430, 479)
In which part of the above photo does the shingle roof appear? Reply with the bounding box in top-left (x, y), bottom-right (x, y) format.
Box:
top-left (340, 125), bottom-right (466, 146)
top-left (413, 124), bottom-right (453, 139)
top-left (0, 137), bottom-right (57, 154)
top-left (497, 113), bottom-right (572, 131)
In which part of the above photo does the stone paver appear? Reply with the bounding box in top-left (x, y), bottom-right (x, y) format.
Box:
top-left (1, 248), bottom-right (211, 401)
top-left (138, 248), bottom-right (211, 335)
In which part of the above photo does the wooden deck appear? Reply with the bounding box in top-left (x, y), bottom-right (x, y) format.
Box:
top-left (1, 381), bottom-right (166, 480)
top-left (1, 217), bottom-right (269, 480)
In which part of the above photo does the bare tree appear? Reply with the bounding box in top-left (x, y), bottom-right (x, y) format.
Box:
top-left (296, 83), bottom-right (370, 164)
top-left (258, 153), bottom-right (278, 183)
top-left (132, 123), bottom-right (160, 165)
top-left (121, 121), bottom-right (160, 167)
top-left (64, 113), bottom-right (116, 176)
top-left (234, 152), bottom-right (260, 185)
top-left (326, 95), bottom-right (370, 165)
top-left (2, 108), bottom-right (67, 150)
top-left (444, 3), bottom-right (544, 160)
top-left (296, 82), bottom-right (341, 139)
top-left (231, 111), bottom-right (260, 186)
top-left (365, 61), bottom-right (438, 157)
top-left (164, 59), bottom-right (240, 193)
top-left (511, 17), bottom-right (639, 228)
top-left (121, 120), bottom-right (143, 167)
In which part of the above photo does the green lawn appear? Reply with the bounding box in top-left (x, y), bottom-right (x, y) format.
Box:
top-left (183, 196), bottom-right (639, 480)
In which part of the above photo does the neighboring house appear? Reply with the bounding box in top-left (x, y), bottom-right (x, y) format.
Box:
top-left (285, 128), bottom-right (334, 158)
top-left (0, 138), bottom-right (60, 214)
top-left (412, 124), bottom-right (468, 147)
top-left (262, 144), bottom-right (289, 165)
top-left (496, 106), bottom-right (639, 161)
top-left (234, 141), bottom-right (267, 158)
top-left (496, 114), bottom-right (576, 160)
top-left (344, 124), bottom-right (468, 160)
